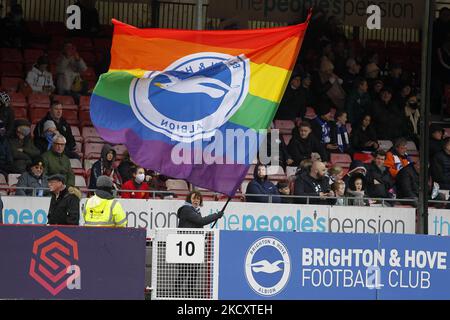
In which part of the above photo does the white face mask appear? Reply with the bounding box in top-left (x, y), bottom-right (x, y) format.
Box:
top-left (135, 173), bottom-right (145, 183)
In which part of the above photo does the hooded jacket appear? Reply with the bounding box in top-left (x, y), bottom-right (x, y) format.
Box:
top-left (47, 186), bottom-right (81, 225)
top-left (177, 202), bottom-right (222, 228)
top-left (25, 66), bottom-right (55, 93)
top-left (287, 126), bottom-right (328, 166)
top-left (343, 160), bottom-right (367, 187)
top-left (245, 165), bottom-right (281, 203)
top-left (88, 144), bottom-right (121, 190)
top-left (385, 147), bottom-right (412, 179)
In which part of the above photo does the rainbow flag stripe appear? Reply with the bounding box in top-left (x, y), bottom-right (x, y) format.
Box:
top-left (90, 18), bottom-right (309, 195)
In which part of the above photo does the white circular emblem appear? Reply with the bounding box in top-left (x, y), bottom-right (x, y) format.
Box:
top-left (245, 237), bottom-right (291, 297)
top-left (129, 52), bottom-right (250, 142)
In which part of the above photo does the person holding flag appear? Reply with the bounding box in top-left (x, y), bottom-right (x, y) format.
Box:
top-left (177, 191), bottom-right (224, 228)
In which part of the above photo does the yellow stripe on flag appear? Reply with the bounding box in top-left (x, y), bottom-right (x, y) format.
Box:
top-left (249, 62), bottom-right (292, 104)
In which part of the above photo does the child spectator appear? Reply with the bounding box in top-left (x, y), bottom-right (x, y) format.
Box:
top-left (331, 180), bottom-right (346, 205)
top-left (346, 174), bottom-right (368, 206)
top-left (121, 166), bottom-right (150, 199)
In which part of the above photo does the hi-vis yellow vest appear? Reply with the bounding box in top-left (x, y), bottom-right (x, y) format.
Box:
top-left (83, 195), bottom-right (127, 227)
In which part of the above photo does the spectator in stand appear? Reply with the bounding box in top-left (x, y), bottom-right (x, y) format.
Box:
top-left (393, 84), bottom-right (412, 109)
top-left (311, 102), bottom-right (339, 158)
top-left (41, 134), bottom-right (75, 187)
top-left (118, 150), bottom-right (136, 184)
top-left (312, 57), bottom-right (346, 110)
top-left (371, 87), bottom-right (404, 141)
top-left (35, 120), bottom-right (59, 153)
top-left (121, 166), bottom-right (150, 199)
top-left (342, 58), bottom-right (362, 93)
top-left (245, 164), bottom-right (280, 203)
top-left (332, 38), bottom-right (349, 77)
top-left (429, 123), bottom-right (446, 160)
top-left (365, 62), bottom-right (381, 88)
top-left (436, 33), bottom-right (450, 85)
top-left (402, 94), bottom-right (421, 149)
top-left (276, 181), bottom-right (292, 204)
top-left (369, 79), bottom-right (384, 101)
top-left (0, 3), bottom-right (27, 48)
top-left (9, 119), bottom-right (40, 173)
top-left (365, 150), bottom-right (395, 202)
top-left (396, 161), bottom-right (420, 200)
top-left (287, 121), bottom-right (327, 166)
top-left (385, 138), bottom-right (412, 179)
top-left (345, 173), bottom-right (368, 206)
top-left (275, 74), bottom-right (306, 120)
top-left (331, 180), bottom-right (346, 205)
top-left (47, 174), bottom-right (81, 225)
top-left (433, 7), bottom-right (450, 50)
top-left (56, 42), bottom-right (88, 99)
top-left (88, 144), bottom-right (121, 191)
top-left (431, 138), bottom-right (450, 190)
top-left (343, 160), bottom-right (367, 187)
top-left (383, 63), bottom-right (404, 93)
top-left (25, 55), bottom-right (55, 94)
top-left (294, 160), bottom-right (334, 205)
top-left (295, 158), bottom-right (313, 177)
top-left (0, 92), bottom-right (15, 138)
top-left (350, 114), bottom-right (379, 152)
top-left (345, 77), bottom-right (372, 127)
top-left (331, 110), bottom-right (352, 154)
top-left (15, 158), bottom-right (49, 197)
top-left (298, 71), bottom-right (315, 111)
top-left (0, 120), bottom-right (14, 175)
top-left (34, 101), bottom-right (78, 159)
top-left (147, 170), bottom-right (175, 199)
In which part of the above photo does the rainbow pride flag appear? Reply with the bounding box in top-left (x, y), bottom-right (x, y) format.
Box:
top-left (90, 18), bottom-right (310, 196)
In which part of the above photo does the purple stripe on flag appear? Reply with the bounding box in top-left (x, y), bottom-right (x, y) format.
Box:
top-left (97, 127), bottom-right (248, 196)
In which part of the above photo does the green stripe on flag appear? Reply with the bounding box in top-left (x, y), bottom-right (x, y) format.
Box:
top-left (229, 94), bottom-right (279, 130)
top-left (93, 71), bottom-right (134, 106)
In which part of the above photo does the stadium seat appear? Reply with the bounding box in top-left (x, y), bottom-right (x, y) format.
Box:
top-left (113, 144), bottom-right (127, 160)
top-left (406, 141), bottom-right (417, 152)
top-left (29, 108), bottom-right (49, 123)
top-left (12, 107), bottom-right (27, 120)
top-left (353, 152), bottom-right (374, 164)
top-left (62, 104), bottom-right (78, 111)
top-left (8, 173), bottom-right (21, 186)
top-left (0, 48), bottom-right (23, 63)
top-left (81, 67), bottom-right (97, 81)
top-left (84, 142), bottom-right (103, 159)
top-left (75, 175), bottom-right (87, 188)
top-left (79, 95), bottom-right (90, 108)
top-left (71, 126), bottom-right (83, 143)
top-left (286, 166), bottom-right (297, 177)
top-left (43, 21), bottom-right (66, 36)
top-left (70, 158), bottom-right (83, 169)
top-left (241, 180), bottom-right (250, 193)
top-left (28, 93), bottom-right (50, 105)
top-left (245, 164), bottom-right (256, 179)
top-left (84, 159), bottom-right (97, 171)
top-left (166, 179), bottom-right (189, 191)
top-left (63, 109), bottom-right (79, 126)
top-left (79, 51), bottom-right (96, 65)
top-left (25, 21), bottom-right (45, 38)
top-left (9, 92), bottom-right (27, 105)
top-left (274, 120), bottom-right (295, 135)
top-left (79, 110), bottom-right (93, 127)
top-left (267, 165), bottom-right (285, 175)
top-left (71, 37), bottom-right (93, 50)
top-left (82, 127), bottom-right (103, 143)
top-left (330, 153), bottom-right (352, 165)
top-left (47, 50), bottom-right (60, 61)
top-left (24, 49), bottom-right (44, 64)
top-left (0, 62), bottom-right (23, 77)
top-left (53, 95), bottom-right (75, 105)
top-left (29, 102), bottom-right (50, 110)
top-left (1, 77), bottom-right (22, 93)
top-left (305, 106), bottom-right (316, 119)
top-left (49, 36), bottom-right (66, 50)
top-left (378, 140), bottom-right (393, 151)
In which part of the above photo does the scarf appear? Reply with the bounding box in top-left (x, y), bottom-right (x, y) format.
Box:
top-left (315, 117), bottom-right (331, 144)
top-left (405, 107), bottom-right (420, 135)
top-left (336, 123), bottom-right (350, 152)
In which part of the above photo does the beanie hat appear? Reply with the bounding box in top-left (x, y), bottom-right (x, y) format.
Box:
top-left (96, 175), bottom-right (113, 189)
top-left (43, 120), bottom-right (56, 132)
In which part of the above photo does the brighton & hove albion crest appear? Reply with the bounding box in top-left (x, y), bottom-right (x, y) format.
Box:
top-left (130, 52), bottom-right (250, 142)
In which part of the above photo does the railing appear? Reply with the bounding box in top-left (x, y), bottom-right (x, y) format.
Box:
top-left (2, 185), bottom-right (448, 207)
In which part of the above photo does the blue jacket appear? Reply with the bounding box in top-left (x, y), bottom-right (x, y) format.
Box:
top-left (245, 166), bottom-right (281, 203)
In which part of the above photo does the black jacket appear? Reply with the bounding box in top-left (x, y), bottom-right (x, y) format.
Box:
top-left (370, 99), bottom-right (405, 141)
top-left (350, 124), bottom-right (378, 152)
top-left (275, 85), bottom-right (307, 120)
top-left (396, 163), bottom-right (419, 199)
top-left (177, 203), bottom-right (221, 228)
top-left (34, 112), bottom-right (76, 154)
top-left (365, 162), bottom-right (394, 198)
top-left (47, 187), bottom-right (80, 225)
top-left (429, 138), bottom-right (444, 161)
top-left (0, 105), bottom-right (15, 137)
top-left (431, 151), bottom-right (450, 189)
top-left (294, 171), bottom-right (332, 205)
top-left (287, 127), bottom-right (328, 166)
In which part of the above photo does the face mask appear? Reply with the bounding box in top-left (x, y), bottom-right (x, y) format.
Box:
top-left (135, 173), bottom-right (145, 183)
top-left (19, 127), bottom-right (31, 137)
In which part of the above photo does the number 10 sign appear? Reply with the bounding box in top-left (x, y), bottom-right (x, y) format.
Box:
top-left (166, 234), bottom-right (205, 263)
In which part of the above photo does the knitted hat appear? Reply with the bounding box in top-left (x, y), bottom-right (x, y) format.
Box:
top-left (48, 174), bottom-right (65, 184)
top-left (30, 157), bottom-right (45, 168)
top-left (43, 120), bottom-right (56, 132)
top-left (0, 91), bottom-right (10, 106)
top-left (96, 175), bottom-right (113, 188)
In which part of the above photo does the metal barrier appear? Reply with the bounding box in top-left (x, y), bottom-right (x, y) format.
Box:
top-left (151, 228), bottom-right (219, 300)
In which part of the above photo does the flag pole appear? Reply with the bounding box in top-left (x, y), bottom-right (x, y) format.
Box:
top-left (211, 196), bottom-right (232, 228)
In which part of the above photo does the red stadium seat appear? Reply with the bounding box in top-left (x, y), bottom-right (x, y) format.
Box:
top-left (29, 108), bottom-right (49, 124)
top-left (9, 92), bottom-right (27, 107)
top-left (330, 153), bottom-right (352, 165)
top-left (1, 77), bottom-right (22, 93)
top-left (29, 103), bottom-right (50, 110)
top-left (81, 67), bottom-right (97, 81)
top-left (25, 21), bottom-right (45, 38)
top-left (79, 95), bottom-right (90, 108)
top-left (79, 51), bottom-right (96, 65)
top-left (63, 109), bottom-right (79, 126)
top-left (274, 120), bottom-right (295, 135)
top-left (113, 144), bottom-right (127, 159)
top-left (43, 22), bottom-right (67, 36)
top-left (24, 49), bottom-right (44, 64)
top-left (12, 106), bottom-right (27, 119)
top-left (79, 110), bottom-right (93, 127)
top-left (47, 50), bottom-right (60, 61)
top-left (49, 36), bottom-right (66, 50)
top-left (353, 152), bottom-right (373, 164)
top-left (61, 104), bottom-right (78, 111)
top-left (71, 37), bottom-right (93, 51)
top-left (84, 142), bottom-right (103, 159)
top-left (82, 126), bottom-right (103, 143)
top-left (53, 95), bottom-right (75, 105)
top-left (28, 93), bottom-right (50, 105)
top-left (0, 62), bottom-right (23, 77)
top-left (0, 48), bottom-right (23, 62)
top-left (166, 179), bottom-right (189, 191)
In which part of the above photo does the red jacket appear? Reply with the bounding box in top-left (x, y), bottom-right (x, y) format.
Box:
top-left (121, 180), bottom-right (151, 199)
